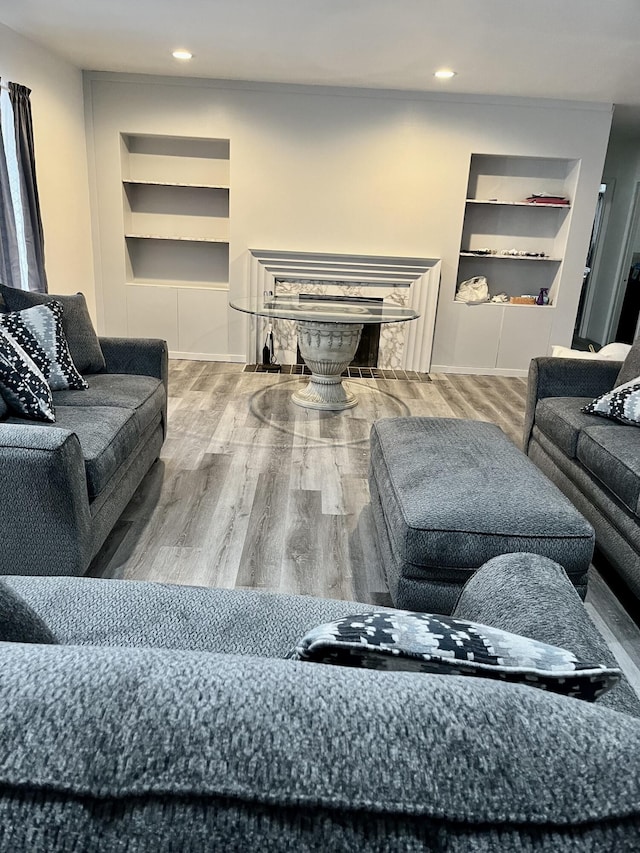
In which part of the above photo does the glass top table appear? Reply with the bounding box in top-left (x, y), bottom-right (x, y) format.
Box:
top-left (230, 294), bottom-right (419, 411)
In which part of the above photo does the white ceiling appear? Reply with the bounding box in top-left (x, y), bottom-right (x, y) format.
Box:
top-left (3, 0), bottom-right (640, 113)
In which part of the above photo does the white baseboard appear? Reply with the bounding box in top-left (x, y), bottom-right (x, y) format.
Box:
top-left (169, 352), bottom-right (245, 363)
top-left (431, 364), bottom-right (529, 377)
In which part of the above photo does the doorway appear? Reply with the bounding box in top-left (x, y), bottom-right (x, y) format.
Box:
top-left (615, 253), bottom-right (640, 343)
top-left (608, 181), bottom-right (640, 344)
top-left (574, 182), bottom-right (612, 347)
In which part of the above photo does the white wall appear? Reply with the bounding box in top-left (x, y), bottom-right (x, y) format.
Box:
top-left (86, 73), bottom-right (612, 368)
top-left (583, 128), bottom-right (640, 344)
top-left (0, 22), bottom-right (95, 317)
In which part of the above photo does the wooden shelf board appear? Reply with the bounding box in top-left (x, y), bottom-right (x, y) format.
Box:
top-left (465, 199), bottom-right (570, 209)
top-left (452, 300), bottom-right (554, 308)
top-left (460, 252), bottom-right (562, 262)
top-left (123, 179), bottom-right (229, 190)
top-left (125, 233), bottom-right (229, 244)
top-left (126, 279), bottom-right (229, 290)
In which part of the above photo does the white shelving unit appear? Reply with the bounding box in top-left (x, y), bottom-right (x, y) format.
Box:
top-left (457, 154), bottom-right (577, 306)
top-left (451, 153), bottom-right (579, 372)
top-left (120, 134), bottom-right (231, 359)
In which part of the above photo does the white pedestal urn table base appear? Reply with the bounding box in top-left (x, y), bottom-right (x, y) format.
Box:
top-left (292, 320), bottom-right (363, 411)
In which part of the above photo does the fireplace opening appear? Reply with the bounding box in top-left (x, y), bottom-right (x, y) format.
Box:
top-left (295, 293), bottom-right (382, 367)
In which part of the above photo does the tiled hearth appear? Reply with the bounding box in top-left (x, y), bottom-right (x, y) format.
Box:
top-left (244, 249), bottom-right (441, 371)
top-left (243, 363), bottom-right (432, 381)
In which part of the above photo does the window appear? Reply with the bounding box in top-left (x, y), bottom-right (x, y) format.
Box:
top-left (0, 80), bottom-right (47, 293)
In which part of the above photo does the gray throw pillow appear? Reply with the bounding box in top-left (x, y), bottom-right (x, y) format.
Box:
top-left (0, 302), bottom-right (88, 391)
top-left (0, 580), bottom-right (58, 643)
top-left (289, 611), bottom-right (621, 702)
top-left (582, 375), bottom-right (640, 426)
top-left (0, 284), bottom-right (105, 374)
top-left (0, 327), bottom-right (55, 421)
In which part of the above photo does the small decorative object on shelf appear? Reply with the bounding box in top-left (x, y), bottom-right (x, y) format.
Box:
top-left (524, 193), bottom-right (571, 206)
top-left (500, 249), bottom-right (548, 258)
top-left (536, 288), bottom-right (550, 305)
top-left (510, 295), bottom-right (537, 305)
top-left (455, 276), bottom-right (489, 304)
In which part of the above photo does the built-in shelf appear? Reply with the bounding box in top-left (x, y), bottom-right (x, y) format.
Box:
top-left (457, 153), bottom-right (577, 305)
top-left (121, 134), bottom-right (230, 297)
top-left (451, 153), bottom-right (579, 373)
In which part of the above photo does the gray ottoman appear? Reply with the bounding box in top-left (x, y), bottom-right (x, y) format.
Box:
top-left (369, 417), bottom-right (595, 613)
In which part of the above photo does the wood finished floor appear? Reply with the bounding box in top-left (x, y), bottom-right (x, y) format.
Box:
top-left (88, 360), bottom-right (640, 690)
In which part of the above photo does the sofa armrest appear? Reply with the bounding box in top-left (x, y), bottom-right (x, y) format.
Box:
top-left (523, 356), bottom-right (621, 450)
top-left (98, 337), bottom-right (168, 389)
top-left (452, 553), bottom-right (640, 718)
top-left (0, 424), bottom-right (91, 576)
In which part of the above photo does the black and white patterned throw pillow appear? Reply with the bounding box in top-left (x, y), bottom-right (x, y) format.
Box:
top-left (0, 301), bottom-right (88, 391)
top-left (0, 327), bottom-right (55, 422)
top-left (288, 611), bottom-right (620, 701)
top-left (582, 376), bottom-right (640, 426)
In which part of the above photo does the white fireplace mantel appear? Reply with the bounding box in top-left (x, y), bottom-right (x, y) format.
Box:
top-left (245, 249), bottom-right (441, 372)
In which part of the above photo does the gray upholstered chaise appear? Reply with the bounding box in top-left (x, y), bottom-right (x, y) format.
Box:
top-left (0, 553), bottom-right (639, 849)
top-left (524, 339), bottom-right (640, 606)
top-left (0, 287), bottom-right (167, 577)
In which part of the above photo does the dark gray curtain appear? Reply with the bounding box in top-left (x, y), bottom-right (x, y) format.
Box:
top-left (8, 82), bottom-right (47, 292)
top-left (0, 78), bottom-right (21, 290)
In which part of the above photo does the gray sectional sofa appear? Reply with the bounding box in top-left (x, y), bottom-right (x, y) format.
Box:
top-left (1, 552), bottom-right (640, 850)
top-left (0, 287), bottom-right (167, 577)
top-left (524, 340), bottom-right (640, 607)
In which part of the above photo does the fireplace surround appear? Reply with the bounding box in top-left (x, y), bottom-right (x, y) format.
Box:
top-left (245, 250), bottom-right (441, 372)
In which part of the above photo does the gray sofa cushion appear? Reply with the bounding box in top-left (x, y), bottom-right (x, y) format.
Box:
top-left (0, 580), bottom-right (58, 644)
top-left (52, 374), bottom-right (165, 434)
top-left (1, 642), bottom-right (640, 849)
top-left (577, 425), bottom-right (640, 516)
top-left (534, 396), bottom-right (604, 457)
top-left (2, 577), bottom-right (385, 653)
top-left (0, 285), bottom-right (106, 374)
top-left (7, 406), bottom-right (141, 499)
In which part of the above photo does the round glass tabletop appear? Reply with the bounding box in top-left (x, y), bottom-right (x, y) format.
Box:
top-left (229, 295), bottom-right (419, 325)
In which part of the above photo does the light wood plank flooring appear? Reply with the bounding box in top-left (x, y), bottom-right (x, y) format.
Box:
top-left (88, 360), bottom-right (640, 689)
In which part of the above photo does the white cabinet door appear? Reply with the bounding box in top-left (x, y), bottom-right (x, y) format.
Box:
top-left (126, 285), bottom-right (179, 350)
top-left (435, 303), bottom-right (503, 370)
top-left (496, 308), bottom-right (553, 370)
top-left (177, 288), bottom-right (230, 358)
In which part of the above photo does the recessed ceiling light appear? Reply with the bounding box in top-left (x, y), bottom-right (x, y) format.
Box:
top-left (434, 69), bottom-right (456, 79)
top-left (172, 49), bottom-right (193, 61)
